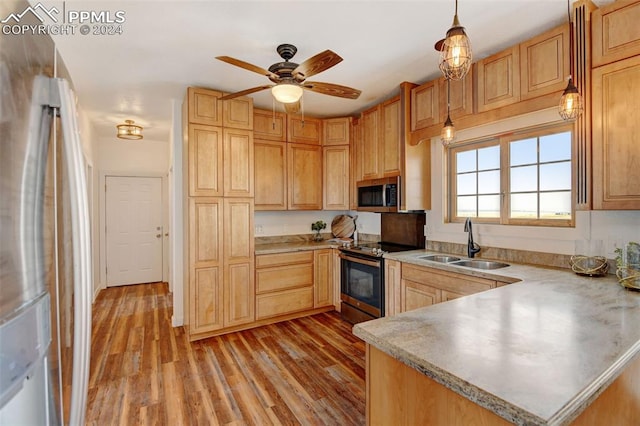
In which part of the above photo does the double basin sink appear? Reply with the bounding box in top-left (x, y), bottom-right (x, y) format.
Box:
top-left (419, 254), bottom-right (509, 270)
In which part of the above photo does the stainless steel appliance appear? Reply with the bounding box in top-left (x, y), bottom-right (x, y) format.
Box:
top-left (356, 177), bottom-right (399, 212)
top-left (340, 212), bottom-right (426, 324)
top-left (0, 3), bottom-right (92, 423)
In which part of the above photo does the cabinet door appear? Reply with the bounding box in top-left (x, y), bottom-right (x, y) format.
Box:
top-left (188, 87), bottom-right (222, 126)
top-left (323, 145), bottom-right (350, 210)
top-left (332, 249), bottom-right (341, 310)
top-left (254, 140), bottom-right (287, 210)
top-left (254, 109), bottom-right (286, 141)
top-left (287, 143), bottom-right (323, 210)
top-left (477, 46), bottom-right (520, 112)
top-left (439, 71), bottom-right (473, 122)
top-left (361, 106), bottom-right (380, 180)
top-left (380, 96), bottom-right (401, 177)
top-left (400, 279), bottom-right (441, 313)
top-left (223, 97), bottom-right (253, 130)
top-left (350, 118), bottom-right (362, 210)
top-left (323, 117), bottom-right (351, 146)
top-left (190, 267), bottom-right (223, 332)
top-left (520, 24), bottom-right (569, 100)
top-left (287, 115), bottom-right (322, 145)
top-left (189, 125), bottom-right (223, 197)
top-left (592, 0), bottom-right (640, 67)
top-left (592, 55), bottom-right (640, 210)
top-left (223, 128), bottom-right (254, 197)
top-left (385, 259), bottom-right (401, 317)
top-left (411, 80), bottom-right (439, 131)
top-left (314, 249), bottom-right (333, 308)
top-left (224, 262), bottom-right (254, 327)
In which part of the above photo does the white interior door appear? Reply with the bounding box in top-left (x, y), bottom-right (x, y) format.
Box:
top-left (106, 176), bottom-right (163, 286)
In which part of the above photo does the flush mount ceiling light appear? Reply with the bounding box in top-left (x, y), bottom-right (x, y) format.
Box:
top-left (271, 82), bottom-right (304, 104)
top-left (558, 0), bottom-right (583, 121)
top-left (441, 78), bottom-right (456, 146)
top-left (438, 0), bottom-right (473, 81)
top-left (116, 119), bottom-right (143, 140)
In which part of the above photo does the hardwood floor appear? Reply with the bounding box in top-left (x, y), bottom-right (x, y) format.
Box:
top-left (86, 283), bottom-right (366, 425)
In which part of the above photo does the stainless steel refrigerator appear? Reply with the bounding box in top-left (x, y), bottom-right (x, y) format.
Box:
top-left (0, 1), bottom-right (92, 424)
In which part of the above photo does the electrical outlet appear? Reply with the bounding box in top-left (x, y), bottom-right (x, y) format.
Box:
top-left (424, 225), bottom-right (432, 237)
top-left (255, 225), bottom-right (263, 235)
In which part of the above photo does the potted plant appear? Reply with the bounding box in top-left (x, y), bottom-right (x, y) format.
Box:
top-left (311, 220), bottom-right (326, 242)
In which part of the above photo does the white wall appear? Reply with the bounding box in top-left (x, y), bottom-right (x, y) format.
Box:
top-left (96, 136), bottom-right (171, 292)
top-left (254, 210), bottom-right (381, 237)
top-left (426, 107), bottom-right (640, 257)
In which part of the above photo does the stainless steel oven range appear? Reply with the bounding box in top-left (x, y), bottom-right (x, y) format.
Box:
top-left (339, 212), bottom-right (426, 324)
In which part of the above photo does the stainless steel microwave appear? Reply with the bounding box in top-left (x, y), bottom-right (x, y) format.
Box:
top-left (356, 177), bottom-right (399, 212)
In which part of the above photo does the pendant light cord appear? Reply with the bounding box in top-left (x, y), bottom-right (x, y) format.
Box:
top-left (567, 0), bottom-right (574, 81)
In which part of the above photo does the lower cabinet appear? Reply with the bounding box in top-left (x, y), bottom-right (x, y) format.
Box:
top-left (314, 249), bottom-right (333, 308)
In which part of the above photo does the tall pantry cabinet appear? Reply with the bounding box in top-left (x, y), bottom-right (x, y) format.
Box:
top-left (183, 87), bottom-right (255, 340)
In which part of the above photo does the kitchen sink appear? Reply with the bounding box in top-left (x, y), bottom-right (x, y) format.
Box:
top-left (450, 260), bottom-right (510, 270)
top-left (419, 254), bottom-right (461, 263)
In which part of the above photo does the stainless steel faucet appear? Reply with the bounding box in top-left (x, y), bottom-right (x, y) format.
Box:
top-left (464, 218), bottom-right (481, 258)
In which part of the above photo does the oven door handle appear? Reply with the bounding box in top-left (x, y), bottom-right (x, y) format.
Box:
top-left (339, 253), bottom-right (381, 268)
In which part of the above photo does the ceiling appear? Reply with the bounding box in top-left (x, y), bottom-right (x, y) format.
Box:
top-left (50, 0), bottom-right (613, 141)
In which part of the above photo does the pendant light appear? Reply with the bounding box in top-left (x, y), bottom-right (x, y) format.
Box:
top-left (116, 119), bottom-right (143, 140)
top-left (441, 78), bottom-right (456, 146)
top-left (439, 0), bottom-right (472, 81)
top-left (558, 0), bottom-right (583, 121)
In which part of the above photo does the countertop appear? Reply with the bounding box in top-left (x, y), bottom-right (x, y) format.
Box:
top-left (353, 249), bottom-right (640, 425)
top-left (254, 241), bottom-right (340, 255)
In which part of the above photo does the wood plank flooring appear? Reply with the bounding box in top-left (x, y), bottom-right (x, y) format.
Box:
top-left (85, 283), bottom-right (366, 425)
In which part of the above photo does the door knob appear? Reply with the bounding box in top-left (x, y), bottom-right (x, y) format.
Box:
top-left (156, 234), bottom-right (162, 238)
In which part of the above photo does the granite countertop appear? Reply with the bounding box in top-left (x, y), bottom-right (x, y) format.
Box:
top-left (353, 249), bottom-right (640, 425)
top-left (255, 240), bottom-right (340, 255)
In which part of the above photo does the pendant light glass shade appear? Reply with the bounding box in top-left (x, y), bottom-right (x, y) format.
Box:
top-left (116, 120), bottom-right (143, 140)
top-left (439, 0), bottom-right (472, 80)
top-left (558, 77), bottom-right (583, 121)
top-left (271, 83), bottom-right (303, 104)
top-left (441, 79), bottom-right (456, 146)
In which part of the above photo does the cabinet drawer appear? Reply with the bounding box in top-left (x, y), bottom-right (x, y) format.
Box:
top-left (256, 263), bottom-right (314, 293)
top-left (256, 287), bottom-right (314, 319)
top-left (256, 251), bottom-right (313, 268)
top-left (402, 264), bottom-right (495, 296)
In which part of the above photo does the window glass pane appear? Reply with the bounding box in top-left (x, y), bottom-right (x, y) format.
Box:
top-left (540, 192), bottom-right (571, 219)
top-left (457, 173), bottom-right (476, 195)
top-left (540, 162), bottom-right (571, 191)
top-left (457, 195), bottom-right (477, 217)
top-left (510, 138), bottom-right (537, 166)
top-left (478, 170), bottom-right (500, 194)
top-left (457, 150), bottom-right (476, 173)
top-left (478, 195), bottom-right (500, 218)
top-left (511, 193), bottom-right (537, 218)
top-left (478, 145), bottom-right (500, 170)
top-left (510, 165), bottom-right (537, 192)
top-left (540, 132), bottom-right (571, 162)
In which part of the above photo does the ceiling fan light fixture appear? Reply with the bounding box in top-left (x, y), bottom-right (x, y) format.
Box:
top-left (271, 83), bottom-right (303, 104)
top-left (439, 0), bottom-right (472, 80)
top-left (116, 119), bottom-right (143, 140)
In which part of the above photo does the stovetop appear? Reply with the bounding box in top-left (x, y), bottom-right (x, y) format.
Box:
top-left (339, 241), bottom-right (422, 258)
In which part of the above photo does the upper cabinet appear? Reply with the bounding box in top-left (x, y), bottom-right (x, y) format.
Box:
top-left (223, 129), bottom-right (254, 197)
top-left (438, 71), bottom-right (473, 122)
top-left (287, 115), bottom-right (322, 145)
top-left (288, 143), bottom-right (323, 210)
top-left (188, 87), bottom-right (223, 126)
top-left (411, 80), bottom-right (439, 131)
top-left (360, 105), bottom-right (380, 180)
top-left (519, 24), bottom-right (569, 100)
top-left (323, 117), bottom-right (351, 145)
top-left (592, 0), bottom-right (640, 67)
top-left (476, 45), bottom-right (521, 112)
top-left (380, 97), bottom-right (402, 177)
top-left (254, 140), bottom-right (287, 211)
top-left (188, 125), bottom-right (223, 197)
top-left (254, 109), bottom-right (287, 141)
top-left (223, 97), bottom-right (253, 130)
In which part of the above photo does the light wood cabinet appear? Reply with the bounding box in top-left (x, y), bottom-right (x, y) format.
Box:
top-left (360, 106), bottom-right (380, 180)
top-left (223, 129), bottom-right (254, 197)
top-left (476, 46), bottom-right (521, 112)
top-left (323, 145), bottom-right (350, 210)
top-left (384, 259), bottom-right (401, 317)
top-left (591, 55), bottom-right (640, 210)
top-left (254, 140), bottom-right (287, 210)
top-left (287, 115), bottom-right (322, 145)
top-left (187, 87), bottom-right (222, 126)
top-left (411, 79), bottom-right (440, 131)
top-left (223, 97), bottom-right (253, 130)
top-left (519, 24), bottom-right (569, 101)
top-left (401, 279), bottom-right (440, 312)
top-left (592, 0), bottom-right (640, 67)
top-left (287, 143), bottom-right (322, 210)
top-left (253, 109), bottom-right (286, 141)
top-left (188, 125), bottom-right (223, 197)
top-left (332, 249), bottom-right (342, 310)
top-left (350, 118), bottom-right (362, 210)
top-left (380, 97), bottom-right (401, 177)
top-left (314, 249), bottom-right (333, 308)
top-left (438, 71), bottom-right (473, 122)
top-left (323, 117), bottom-right (351, 146)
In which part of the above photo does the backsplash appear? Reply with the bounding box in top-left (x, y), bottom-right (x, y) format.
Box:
top-left (256, 233), bottom-right (380, 245)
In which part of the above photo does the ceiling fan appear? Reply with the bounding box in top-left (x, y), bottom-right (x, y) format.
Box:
top-left (216, 43), bottom-right (361, 113)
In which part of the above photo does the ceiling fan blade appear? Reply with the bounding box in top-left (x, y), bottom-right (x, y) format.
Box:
top-left (292, 50), bottom-right (343, 80)
top-left (302, 81), bottom-right (361, 99)
top-left (216, 56), bottom-right (279, 80)
top-left (283, 101), bottom-right (301, 114)
top-left (219, 85), bottom-right (273, 100)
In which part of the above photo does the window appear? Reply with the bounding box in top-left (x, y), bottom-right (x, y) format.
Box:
top-left (449, 124), bottom-right (574, 226)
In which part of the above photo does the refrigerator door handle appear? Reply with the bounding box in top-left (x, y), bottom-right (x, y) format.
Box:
top-left (55, 78), bottom-right (92, 426)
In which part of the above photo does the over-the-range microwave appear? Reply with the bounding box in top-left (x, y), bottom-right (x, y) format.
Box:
top-left (356, 177), bottom-right (399, 212)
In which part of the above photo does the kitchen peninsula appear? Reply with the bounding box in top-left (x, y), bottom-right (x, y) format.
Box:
top-left (353, 251), bottom-right (640, 425)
